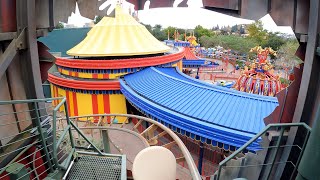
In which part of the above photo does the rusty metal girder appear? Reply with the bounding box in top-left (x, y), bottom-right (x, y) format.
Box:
top-left (0, 32), bottom-right (17, 41)
top-left (0, 39), bottom-right (18, 79)
top-left (0, 27), bottom-right (28, 79)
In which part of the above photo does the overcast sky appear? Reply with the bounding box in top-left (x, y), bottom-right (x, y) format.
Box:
top-left (137, 7), bottom-right (294, 35)
top-left (69, 0), bottom-right (294, 35)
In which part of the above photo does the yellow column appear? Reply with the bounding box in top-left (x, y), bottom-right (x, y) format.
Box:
top-left (109, 94), bottom-right (127, 123)
top-left (77, 93), bottom-right (93, 119)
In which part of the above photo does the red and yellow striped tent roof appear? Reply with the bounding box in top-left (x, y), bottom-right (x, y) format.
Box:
top-left (67, 6), bottom-right (170, 57)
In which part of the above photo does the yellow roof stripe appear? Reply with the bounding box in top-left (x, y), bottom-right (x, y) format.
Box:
top-left (67, 6), bottom-right (170, 57)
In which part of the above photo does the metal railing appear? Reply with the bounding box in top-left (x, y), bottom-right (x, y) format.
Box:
top-left (51, 98), bottom-right (102, 170)
top-left (216, 123), bottom-right (311, 180)
top-left (59, 113), bottom-right (202, 180)
top-left (0, 97), bottom-right (122, 179)
top-left (1, 97), bottom-right (197, 179)
top-left (0, 97), bottom-right (61, 179)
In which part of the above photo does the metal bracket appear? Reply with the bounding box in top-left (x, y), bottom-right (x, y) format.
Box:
top-left (15, 28), bottom-right (27, 50)
top-left (267, 130), bottom-right (289, 141)
top-left (299, 34), bottom-right (308, 43)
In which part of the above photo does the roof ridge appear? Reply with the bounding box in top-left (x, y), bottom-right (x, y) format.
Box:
top-left (151, 67), bottom-right (278, 103)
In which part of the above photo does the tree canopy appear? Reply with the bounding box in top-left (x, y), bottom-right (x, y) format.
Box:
top-left (194, 25), bottom-right (214, 39)
top-left (140, 22), bottom-right (297, 60)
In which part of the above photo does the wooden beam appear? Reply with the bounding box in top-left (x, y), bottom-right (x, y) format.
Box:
top-left (132, 119), bottom-right (143, 131)
top-left (148, 131), bottom-right (167, 143)
top-left (120, 117), bottom-right (129, 128)
top-left (140, 124), bottom-right (157, 136)
top-left (162, 141), bottom-right (176, 149)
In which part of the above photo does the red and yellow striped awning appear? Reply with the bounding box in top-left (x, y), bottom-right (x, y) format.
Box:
top-left (67, 6), bottom-right (170, 57)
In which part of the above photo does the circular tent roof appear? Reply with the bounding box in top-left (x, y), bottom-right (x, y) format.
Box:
top-left (67, 6), bottom-right (170, 57)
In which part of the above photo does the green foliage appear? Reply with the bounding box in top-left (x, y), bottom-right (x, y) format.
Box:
top-left (280, 77), bottom-right (290, 85)
top-left (151, 24), bottom-right (167, 41)
top-left (163, 26), bottom-right (176, 39)
top-left (55, 22), bottom-right (64, 29)
top-left (262, 32), bottom-right (286, 50)
top-left (94, 16), bottom-right (103, 24)
top-left (141, 23), bottom-right (152, 33)
top-left (139, 22), bottom-right (296, 61)
top-left (231, 24), bottom-right (238, 33)
top-left (247, 21), bottom-right (287, 52)
top-left (194, 25), bottom-right (214, 39)
top-left (236, 60), bottom-right (245, 69)
top-left (277, 39), bottom-right (302, 67)
top-left (200, 35), bottom-right (257, 54)
top-left (247, 20), bottom-right (268, 45)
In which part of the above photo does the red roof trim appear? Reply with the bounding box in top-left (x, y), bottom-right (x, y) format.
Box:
top-left (184, 47), bottom-right (199, 60)
top-left (48, 73), bottom-right (120, 90)
top-left (55, 49), bottom-right (185, 70)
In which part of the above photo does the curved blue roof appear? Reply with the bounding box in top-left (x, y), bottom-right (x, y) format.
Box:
top-left (182, 60), bottom-right (219, 68)
top-left (182, 60), bottom-right (206, 67)
top-left (120, 67), bottom-right (279, 151)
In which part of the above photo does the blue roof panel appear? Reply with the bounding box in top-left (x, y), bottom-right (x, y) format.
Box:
top-left (121, 67), bottom-right (279, 150)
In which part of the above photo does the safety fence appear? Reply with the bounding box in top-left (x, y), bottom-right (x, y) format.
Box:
top-left (215, 123), bottom-right (311, 180)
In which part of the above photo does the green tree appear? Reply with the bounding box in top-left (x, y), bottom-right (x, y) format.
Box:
top-left (200, 35), bottom-right (257, 54)
top-left (94, 16), bottom-right (103, 24)
top-left (262, 32), bottom-right (285, 50)
top-left (277, 40), bottom-right (302, 67)
top-left (163, 26), bottom-right (176, 40)
top-left (194, 25), bottom-right (213, 39)
top-left (152, 24), bottom-right (166, 41)
top-left (247, 20), bottom-right (268, 45)
top-left (141, 23), bottom-right (152, 33)
top-left (231, 24), bottom-right (238, 33)
top-left (55, 22), bottom-right (64, 29)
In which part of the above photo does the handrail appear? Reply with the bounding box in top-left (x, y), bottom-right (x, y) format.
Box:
top-left (68, 113), bottom-right (202, 180)
top-left (77, 126), bottom-right (150, 148)
top-left (52, 98), bottom-right (103, 170)
top-left (0, 98), bottom-right (58, 179)
top-left (216, 122), bottom-right (311, 180)
top-left (0, 97), bottom-right (64, 105)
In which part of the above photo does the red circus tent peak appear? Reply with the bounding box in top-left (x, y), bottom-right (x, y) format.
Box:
top-left (183, 47), bottom-right (199, 60)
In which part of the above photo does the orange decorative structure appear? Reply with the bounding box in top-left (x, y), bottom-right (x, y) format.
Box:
top-left (186, 32), bottom-right (198, 47)
top-left (234, 46), bottom-right (281, 96)
top-left (48, 6), bottom-right (184, 122)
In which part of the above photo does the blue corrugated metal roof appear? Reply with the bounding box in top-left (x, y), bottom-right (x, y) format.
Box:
top-left (182, 60), bottom-right (206, 67)
top-left (158, 67), bottom-right (215, 88)
top-left (182, 60), bottom-right (219, 68)
top-left (120, 67), bottom-right (279, 150)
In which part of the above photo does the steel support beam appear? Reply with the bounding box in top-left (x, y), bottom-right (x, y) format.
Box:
top-left (296, 97), bottom-right (320, 179)
top-left (292, 0), bottom-right (320, 126)
top-left (198, 142), bottom-right (204, 175)
top-left (0, 32), bottom-right (17, 41)
top-left (16, 0), bottom-right (45, 100)
top-left (0, 39), bottom-right (17, 79)
top-left (276, 0), bottom-right (320, 178)
top-left (101, 130), bottom-right (110, 153)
